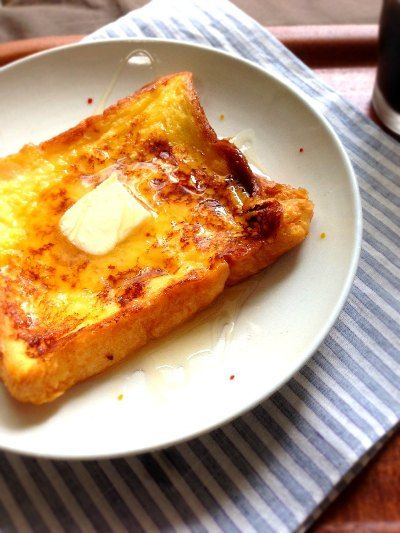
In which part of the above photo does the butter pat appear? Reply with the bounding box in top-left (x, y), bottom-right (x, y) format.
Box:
top-left (60, 174), bottom-right (150, 255)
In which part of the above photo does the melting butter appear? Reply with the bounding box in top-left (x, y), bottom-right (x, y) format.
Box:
top-left (60, 173), bottom-right (151, 255)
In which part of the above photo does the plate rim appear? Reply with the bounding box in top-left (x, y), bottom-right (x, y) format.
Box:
top-left (0, 38), bottom-right (363, 460)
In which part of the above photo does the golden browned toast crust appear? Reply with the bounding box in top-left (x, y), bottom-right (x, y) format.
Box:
top-left (0, 72), bottom-right (313, 403)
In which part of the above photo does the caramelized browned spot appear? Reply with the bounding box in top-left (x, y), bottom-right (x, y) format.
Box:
top-left (216, 139), bottom-right (258, 196)
top-left (118, 282), bottom-right (144, 307)
top-left (27, 334), bottom-right (57, 356)
top-left (29, 243), bottom-right (54, 256)
top-left (245, 200), bottom-right (283, 238)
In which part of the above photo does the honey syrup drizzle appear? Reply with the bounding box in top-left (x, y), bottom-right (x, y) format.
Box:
top-left (95, 49), bottom-right (159, 115)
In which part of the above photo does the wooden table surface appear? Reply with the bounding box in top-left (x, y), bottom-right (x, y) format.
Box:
top-left (0, 26), bottom-right (399, 532)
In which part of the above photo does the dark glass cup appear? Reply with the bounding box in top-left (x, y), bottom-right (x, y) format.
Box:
top-left (372, 0), bottom-right (400, 135)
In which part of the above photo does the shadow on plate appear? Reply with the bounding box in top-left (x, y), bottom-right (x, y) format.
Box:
top-left (0, 391), bottom-right (62, 429)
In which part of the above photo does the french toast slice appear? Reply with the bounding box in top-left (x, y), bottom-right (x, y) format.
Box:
top-left (0, 72), bottom-right (313, 404)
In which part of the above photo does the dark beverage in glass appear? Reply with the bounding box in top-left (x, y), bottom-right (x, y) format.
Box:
top-left (372, 0), bottom-right (400, 135)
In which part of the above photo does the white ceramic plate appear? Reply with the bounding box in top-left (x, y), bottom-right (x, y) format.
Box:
top-left (0, 40), bottom-right (362, 459)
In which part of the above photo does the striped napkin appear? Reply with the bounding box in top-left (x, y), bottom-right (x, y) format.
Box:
top-left (2, 1), bottom-right (400, 531)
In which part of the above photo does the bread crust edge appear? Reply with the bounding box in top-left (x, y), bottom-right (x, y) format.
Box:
top-left (0, 261), bottom-right (230, 404)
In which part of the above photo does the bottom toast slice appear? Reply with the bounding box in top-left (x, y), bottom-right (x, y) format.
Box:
top-left (0, 72), bottom-right (313, 403)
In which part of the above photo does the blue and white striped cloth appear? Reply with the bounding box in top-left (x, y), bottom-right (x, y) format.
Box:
top-left (2, 1), bottom-right (400, 531)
